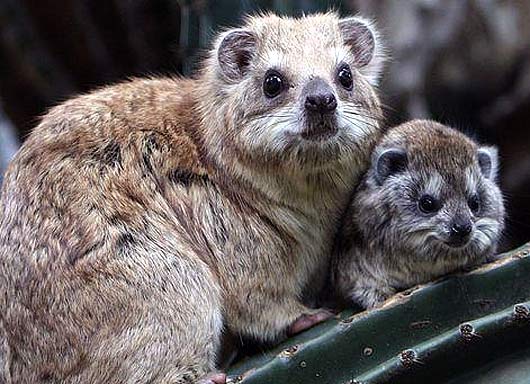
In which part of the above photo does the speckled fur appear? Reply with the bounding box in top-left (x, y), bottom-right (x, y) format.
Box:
top-left (333, 120), bottom-right (505, 308)
top-left (0, 13), bottom-right (384, 383)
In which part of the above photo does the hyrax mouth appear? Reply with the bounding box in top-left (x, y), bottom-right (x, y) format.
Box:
top-left (301, 116), bottom-right (339, 141)
top-left (301, 78), bottom-right (339, 141)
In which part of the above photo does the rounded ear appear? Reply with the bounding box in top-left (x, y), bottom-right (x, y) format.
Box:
top-left (478, 146), bottom-right (499, 180)
top-left (375, 148), bottom-right (408, 185)
top-left (338, 16), bottom-right (385, 85)
top-left (217, 29), bottom-right (257, 81)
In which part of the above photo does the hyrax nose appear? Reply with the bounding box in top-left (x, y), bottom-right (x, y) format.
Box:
top-left (450, 220), bottom-right (472, 239)
top-left (303, 78), bottom-right (337, 114)
top-left (305, 93), bottom-right (337, 114)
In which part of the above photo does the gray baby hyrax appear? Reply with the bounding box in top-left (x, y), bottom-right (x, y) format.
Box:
top-left (333, 120), bottom-right (505, 309)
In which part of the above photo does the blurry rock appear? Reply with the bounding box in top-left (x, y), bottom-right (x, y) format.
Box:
top-left (0, 0), bottom-right (182, 139)
top-left (0, 102), bottom-right (19, 185)
top-left (353, 0), bottom-right (465, 117)
top-left (352, 0), bottom-right (530, 120)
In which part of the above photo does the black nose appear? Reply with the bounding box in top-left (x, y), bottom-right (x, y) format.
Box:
top-left (302, 78), bottom-right (337, 115)
top-left (451, 222), bottom-right (472, 237)
top-left (305, 93), bottom-right (337, 114)
top-left (448, 219), bottom-right (473, 247)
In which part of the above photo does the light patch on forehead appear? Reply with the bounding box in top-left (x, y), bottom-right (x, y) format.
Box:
top-left (262, 45), bottom-right (349, 75)
top-left (424, 171), bottom-right (444, 196)
top-left (331, 46), bottom-right (351, 66)
top-left (465, 167), bottom-right (480, 194)
top-left (264, 50), bottom-right (287, 69)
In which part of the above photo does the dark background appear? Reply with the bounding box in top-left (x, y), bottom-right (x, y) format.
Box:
top-left (0, 0), bottom-right (529, 251)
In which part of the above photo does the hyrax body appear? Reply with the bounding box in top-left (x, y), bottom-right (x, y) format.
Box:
top-left (0, 13), bottom-right (384, 383)
top-left (333, 120), bottom-right (505, 309)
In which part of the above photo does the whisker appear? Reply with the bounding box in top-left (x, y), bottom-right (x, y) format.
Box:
top-left (341, 115), bottom-right (380, 131)
top-left (342, 107), bottom-right (377, 114)
top-left (341, 108), bottom-right (380, 122)
top-left (249, 113), bottom-right (296, 121)
top-left (406, 227), bottom-right (435, 235)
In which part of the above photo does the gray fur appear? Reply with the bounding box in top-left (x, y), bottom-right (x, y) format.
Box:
top-left (333, 120), bottom-right (505, 308)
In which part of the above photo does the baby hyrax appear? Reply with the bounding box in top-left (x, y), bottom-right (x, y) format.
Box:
top-left (333, 120), bottom-right (505, 309)
top-left (0, 13), bottom-right (385, 384)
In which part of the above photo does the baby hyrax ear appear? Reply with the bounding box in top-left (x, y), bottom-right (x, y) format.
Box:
top-left (375, 148), bottom-right (408, 185)
top-left (338, 16), bottom-right (385, 85)
top-left (217, 28), bottom-right (257, 82)
top-left (477, 146), bottom-right (499, 180)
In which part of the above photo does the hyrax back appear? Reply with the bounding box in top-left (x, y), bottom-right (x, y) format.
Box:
top-left (0, 13), bottom-right (384, 383)
top-left (333, 120), bottom-right (505, 309)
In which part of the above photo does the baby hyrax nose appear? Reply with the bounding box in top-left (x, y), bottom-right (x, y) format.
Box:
top-left (448, 218), bottom-right (473, 247)
top-left (303, 78), bottom-right (337, 115)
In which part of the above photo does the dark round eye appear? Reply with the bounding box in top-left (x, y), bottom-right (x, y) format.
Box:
top-left (337, 64), bottom-right (353, 90)
top-left (263, 71), bottom-right (284, 98)
top-left (468, 194), bottom-right (481, 214)
top-left (418, 195), bottom-right (440, 214)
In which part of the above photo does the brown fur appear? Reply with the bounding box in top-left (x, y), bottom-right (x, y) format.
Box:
top-left (0, 13), bottom-right (384, 383)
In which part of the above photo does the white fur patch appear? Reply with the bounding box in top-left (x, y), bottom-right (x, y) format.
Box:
top-left (473, 217), bottom-right (500, 252)
top-left (465, 167), bottom-right (479, 194)
top-left (241, 105), bottom-right (299, 153)
top-left (331, 46), bottom-right (351, 66)
top-left (264, 50), bottom-right (287, 69)
top-left (424, 172), bottom-right (444, 196)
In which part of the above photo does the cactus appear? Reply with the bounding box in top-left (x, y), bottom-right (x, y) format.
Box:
top-left (227, 243), bottom-right (530, 383)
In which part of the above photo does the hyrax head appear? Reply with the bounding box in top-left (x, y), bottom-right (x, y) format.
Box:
top-left (359, 120), bottom-right (505, 260)
top-left (203, 12), bottom-right (384, 171)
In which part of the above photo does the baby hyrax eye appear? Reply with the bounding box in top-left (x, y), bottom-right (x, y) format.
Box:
top-left (468, 193), bottom-right (481, 214)
top-left (337, 64), bottom-right (353, 90)
top-left (418, 194), bottom-right (441, 214)
top-left (263, 70), bottom-right (285, 98)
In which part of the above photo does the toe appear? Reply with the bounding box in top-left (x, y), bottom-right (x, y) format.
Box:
top-left (202, 372), bottom-right (226, 384)
top-left (288, 309), bottom-right (333, 335)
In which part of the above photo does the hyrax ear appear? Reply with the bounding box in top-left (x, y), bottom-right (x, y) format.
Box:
top-left (217, 28), bottom-right (257, 81)
top-left (478, 146), bottom-right (499, 180)
top-left (338, 16), bottom-right (384, 85)
top-left (375, 148), bottom-right (408, 185)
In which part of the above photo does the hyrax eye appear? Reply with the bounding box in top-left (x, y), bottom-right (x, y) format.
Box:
top-left (337, 64), bottom-right (353, 90)
top-left (468, 194), bottom-right (481, 214)
top-left (418, 195), bottom-right (440, 214)
top-left (263, 70), bottom-right (284, 98)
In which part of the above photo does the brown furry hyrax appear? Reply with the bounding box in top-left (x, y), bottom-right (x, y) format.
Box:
top-left (0, 13), bottom-right (384, 384)
top-left (333, 120), bottom-right (505, 309)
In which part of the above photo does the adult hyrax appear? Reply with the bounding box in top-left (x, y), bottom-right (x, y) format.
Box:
top-left (0, 13), bottom-right (384, 384)
top-left (333, 120), bottom-right (505, 309)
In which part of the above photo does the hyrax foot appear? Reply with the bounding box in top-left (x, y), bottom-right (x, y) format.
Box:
top-left (200, 372), bottom-right (227, 384)
top-left (288, 309), bottom-right (333, 335)
top-left (352, 283), bottom-right (396, 309)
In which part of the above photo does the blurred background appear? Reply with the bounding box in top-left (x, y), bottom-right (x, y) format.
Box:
top-left (0, 0), bottom-right (529, 250)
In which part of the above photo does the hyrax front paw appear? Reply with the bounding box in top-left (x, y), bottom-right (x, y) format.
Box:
top-left (353, 284), bottom-right (395, 309)
top-left (200, 372), bottom-right (226, 384)
top-left (287, 309), bottom-right (334, 335)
